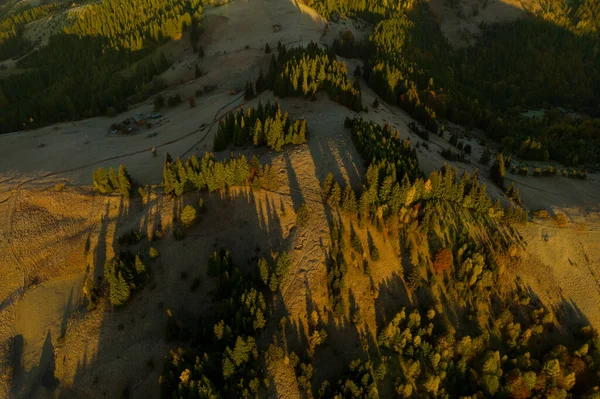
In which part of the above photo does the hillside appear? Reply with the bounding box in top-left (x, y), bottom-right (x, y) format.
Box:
top-left (0, 0), bottom-right (599, 397)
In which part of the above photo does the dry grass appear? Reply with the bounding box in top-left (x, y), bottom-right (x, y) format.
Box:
top-left (0, 0), bottom-right (598, 396)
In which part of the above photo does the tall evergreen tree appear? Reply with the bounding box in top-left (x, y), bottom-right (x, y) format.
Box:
top-left (490, 153), bottom-right (506, 188)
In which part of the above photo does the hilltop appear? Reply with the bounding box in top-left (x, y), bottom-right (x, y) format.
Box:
top-left (0, 0), bottom-right (599, 397)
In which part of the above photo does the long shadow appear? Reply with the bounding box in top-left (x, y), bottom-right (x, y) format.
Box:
top-left (64, 177), bottom-right (296, 396)
top-left (11, 331), bottom-right (58, 397)
top-left (284, 151), bottom-right (303, 210)
top-left (92, 202), bottom-right (111, 282)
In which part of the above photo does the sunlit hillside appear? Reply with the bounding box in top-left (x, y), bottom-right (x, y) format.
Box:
top-left (0, 0), bottom-right (599, 397)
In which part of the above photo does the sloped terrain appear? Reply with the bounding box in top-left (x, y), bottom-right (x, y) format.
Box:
top-left (0, 0), bottom-right (599, 397)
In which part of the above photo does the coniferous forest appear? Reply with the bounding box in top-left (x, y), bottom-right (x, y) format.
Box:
top-left (213, 101), bottom-right (308, 152)
top-left (0, 0), bottom-right (202, 133)
top-left (268, 42), bottom-right (363, 112)
top-left (4, 0), bottom-right (600, 397)
top-left (306, 0), bottom-right (600, 166)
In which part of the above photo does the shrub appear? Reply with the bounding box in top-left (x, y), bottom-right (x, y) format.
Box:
top-left (433, 248), bottom-right (453, 273)
top-left (180, 205), bottom-right (197, 228)
top-left (83, 278), bottom-right (97, 310)
top-left (149, 247), bottom-right (159, 259)
top-left (173, 228), bottom-right (185, 240)
top-left (534, 209), bottom-right (550, 219)
top-left (296, 203), bottom-right (310, 227)
top-left (138, 186), bottom-right (147, 199)
top-left (55, 182), bottom-right (66, 192)
top-left (555, 213), bottom-right (568, 227)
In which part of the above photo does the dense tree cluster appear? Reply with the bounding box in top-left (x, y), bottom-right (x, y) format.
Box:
top-left (0, 0), bottom-right (202, 133)
top-left (63, 0), bottom-right (202, 50)
top-left (316, 0), bottom-right (600, 165)
top-left (213, 101), bottom-right (308, 152)
top-left (160, 248), bottom-right (276, 398)
top-left (315, 115), bottom-right (598, 397)
top-left (104, 252), bottom-right (147, 306)
top-left (162, 152), bottom-right (279, 197)
top-left (0, 3), bottom-right (63, 60)
top-left (300, 0), bottom-right (413, 22)
top-left (92, 165), bottom-right (132, 197)
top-left (269, 42), bottom-right (362, 112)
top-left (503, 115), bottom-right (600, 166)
top-left (345, 117), bottom-right (420, 182)
top-left (441, 147), bottom-right (468, 163)
top-left (362, 15), bottom-right (441, 134)
top-left (367, 305), bottom-right (600, 398)
top-left (0, 35), bottom-right (169, 132)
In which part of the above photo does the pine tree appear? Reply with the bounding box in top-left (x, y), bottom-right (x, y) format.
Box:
top-left (244, 80), bottom-right (255, 100)
top-left (354, 64), bottom-right (362, 78)
top-left (341, 185), bottom-right (358, 214)
top-left (118, 164), bottom-right (131, 197)
top-left (328, 182), bottom-right (342, 207)
top-left (109, 167), bottom-right (119, 191)
top-left (93, 167), bottom-right (111, 193)
top-left (480, 147), bottom-right (491, 165)
top-left (490, 153), bottom-right (506, 188)
top-left (265, 43), bottom-right (271, 54)
top-left (322, 172), bottom-right (334, 200)
top-left (135, 254), bottom-right (146, 275)
top-left (255, 70), bottom-right (266, 93)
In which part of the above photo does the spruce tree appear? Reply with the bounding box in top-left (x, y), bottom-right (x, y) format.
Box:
top-left (244, 80), bottom-right (255, 100)
top-left (341, 185), bottom-right (358, 214)
top-left (480, 147), bottom-right (491, 165)
top-left (490, 153), bottom-right (506, 188)
top-left (93, 167), bottom-right (111, 193)
top-left (255, 70), bottom-right (266, 93)
top-left (322, 173), bottom-right (334, 200)
top-left (118, 164), bottom-right (131, 197)
top-left (108, 167), bottom-right (119, 192)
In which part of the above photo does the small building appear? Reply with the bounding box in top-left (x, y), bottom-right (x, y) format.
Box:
top-left (132, 112), bottom-right (144, 124)
top-left (133, 113), bottom-right (146, 125)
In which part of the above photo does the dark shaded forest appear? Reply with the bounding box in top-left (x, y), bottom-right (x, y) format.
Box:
top-left (0, 0), bottom-right (202, 133)
top-left (311, 0), bottom-right (600, 166)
